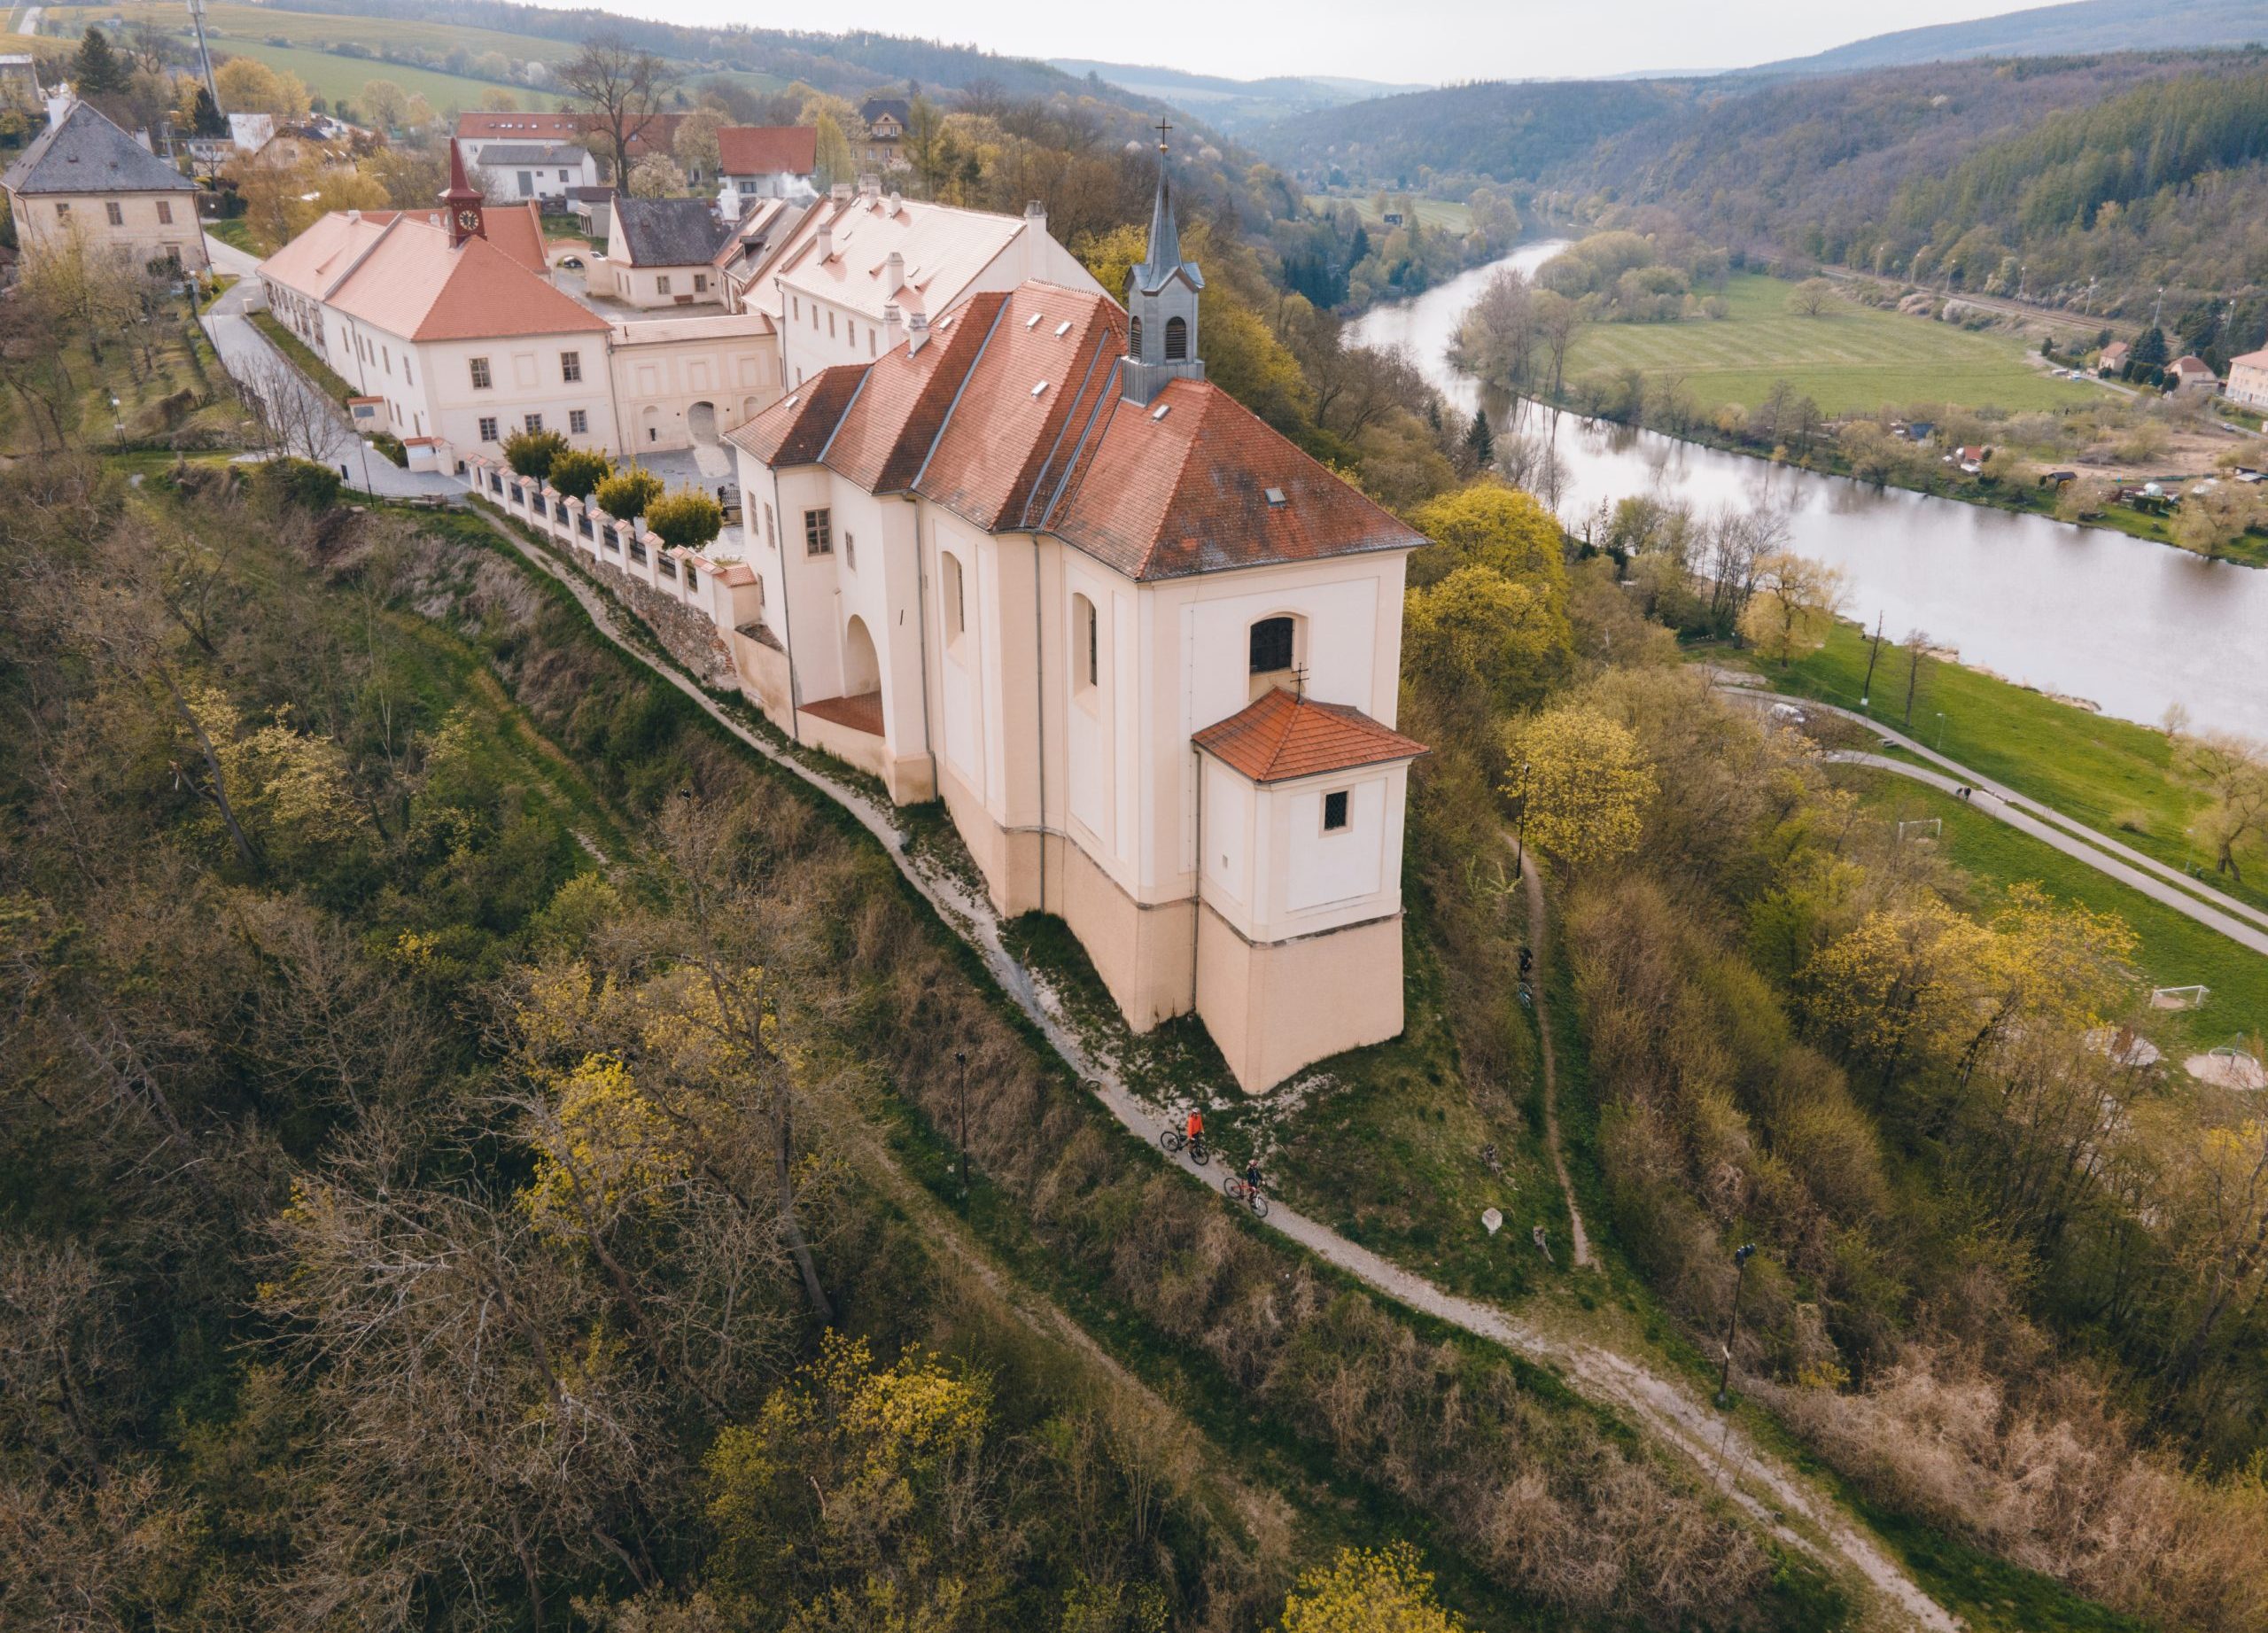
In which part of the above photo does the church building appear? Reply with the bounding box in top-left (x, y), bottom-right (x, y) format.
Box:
top-left (721, 133), bottom-right (1429, 1092)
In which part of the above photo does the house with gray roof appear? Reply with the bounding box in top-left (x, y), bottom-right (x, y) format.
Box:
top-left (2, 99), bottom-right (206, 273)
top-left (596, 196), bottom-right (731, 308)
top-left (470, 141), bottom-right (598, 206)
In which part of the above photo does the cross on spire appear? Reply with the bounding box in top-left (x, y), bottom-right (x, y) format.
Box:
top-left (1154, 115), bottom-right (1172, 152)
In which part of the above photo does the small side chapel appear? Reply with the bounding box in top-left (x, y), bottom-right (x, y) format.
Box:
top-left (724, 128), bottom-right (1432, 1092)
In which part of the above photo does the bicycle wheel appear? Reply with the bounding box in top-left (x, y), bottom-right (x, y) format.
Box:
top-left (1158, 1130), bottom-right (1182, 1155)
top-left (1190, 1138), bottom-right (1210, 1166)
top-left (1221, 1175), bottom-right (1240, 1201)
top-left (1249, 1192), bottom-right (1270, 1219)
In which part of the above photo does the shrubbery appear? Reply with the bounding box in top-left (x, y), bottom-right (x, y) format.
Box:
top-left (643, 489), bottom-right (723, 548)
top-left (594, 468), bottom-right (664, 522)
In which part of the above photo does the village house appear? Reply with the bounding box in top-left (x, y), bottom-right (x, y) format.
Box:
top-left (258, 144), bottom-right (779, 467)
top-left (473, 142), bottom-right (599, 206)
top-left (712, 141), bottom-right (1428, 1093)
top-left (714, 125), bottom-right (819, 214)
top-left (855, 97), bottom-right (912, 172)
top-left (2097, 338), bottom-right (2131, 374)
top-left (2168, 354), bottom-right (2220, 399)
top-left (2225, 346), bottom-right (2268, 410)
top-left (455, 110), bottom-right (683, 181)
top-left (594, 196), bottom-right (731, 308)
top-left (2, 99), bottom-right (207, 274)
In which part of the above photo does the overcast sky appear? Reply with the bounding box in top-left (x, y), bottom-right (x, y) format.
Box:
top-left (540, 0), bottom-right (2037, 85)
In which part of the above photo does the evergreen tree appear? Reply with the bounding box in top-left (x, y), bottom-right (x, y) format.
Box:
top-left (1463, 407), bottom-right (1495, 470)
top-left (72, 27), bottom-right (132, 97)
top-left (2132, 324), bottom-right (2170, 374)
top-left (190, 85), bottom-right (226, 138)
top-left (1348, 222), bottom-right (1371, 270)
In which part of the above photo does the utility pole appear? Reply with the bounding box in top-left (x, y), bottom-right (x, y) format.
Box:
top-left (1717, 1242), bottom-right (1756, 1406)
top-left (186, 0), bottom-right (221, 111)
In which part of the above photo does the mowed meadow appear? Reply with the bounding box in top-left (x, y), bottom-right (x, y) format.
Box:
top-left (1564, 273), bottom-right (2111, 414)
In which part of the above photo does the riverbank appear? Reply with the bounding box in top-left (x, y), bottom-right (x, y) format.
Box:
top-left (1702, 622), bottom-right (2268, 917)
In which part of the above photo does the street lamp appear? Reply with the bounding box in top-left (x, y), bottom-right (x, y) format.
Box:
top-left (954, 1049), bottom-right (969, 1202)
top-left (1511, 760), bottom-right (1532, 882)
top-left (1717, 1241), bottom-right (1757, 1407)
top-left (1935, 711), bottom-right (1947, 751)
top-left (110, 393), bottom-right (124, 450)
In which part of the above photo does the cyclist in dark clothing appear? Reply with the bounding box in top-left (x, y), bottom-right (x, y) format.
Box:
top-left (1244, 1159), bottom-right (1264, 1195)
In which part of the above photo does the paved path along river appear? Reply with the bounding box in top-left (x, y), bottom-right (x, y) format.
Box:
top-left (1350, 244), bottom-right (2268, 741)
top-left (459, 499), bottom-right (1960, 1629)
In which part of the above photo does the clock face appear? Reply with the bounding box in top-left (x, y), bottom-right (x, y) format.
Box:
top-left (457, 210), bottom-right (480, 229)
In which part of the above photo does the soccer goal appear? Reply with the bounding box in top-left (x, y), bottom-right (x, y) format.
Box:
top-left (2152, 984), bottom-right (2210, 1011)
top-left (1897, 818), bottom-right (1942, 843)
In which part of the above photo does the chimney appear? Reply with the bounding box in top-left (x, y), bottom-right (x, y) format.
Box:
top-left (886, 191), bottom-right (902, 215)
top-left (829, 181), bottom-right (853, 203)
top-left (1025, 198), bottom-right (1047, 237)
top-left (346, 207), bottom-right (361, 222)
top-left (859, 174), bottom-right (881, 198)
top-left (883, 302), bottom-right (904, 352)
top-left (814, 219), bottom-right (832, 261)
top-left (906, 310), bottom-right (930, 354)
top-left (884, 250), bottom-right (905, 296)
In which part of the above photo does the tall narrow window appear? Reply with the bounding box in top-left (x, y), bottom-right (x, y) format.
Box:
top-left (470, 356), bottom-right (493, 389)
top-left (1129, 315), bottom-right (1142, 355)
top-left (1249, 616), bottom-right (1294, 675)
top-left (561, 350), bottom-right (582, 382)
top-left (105, 201), bottom-right (123, 226)
top-left (804, 508), bottom-right (832, 555)
top-left (656, 275), bottom-right (672, 295)
top-left (1164, 315), bottom-right (1188, 361)
top-left (156, 200), bottom-right (173, 224)
top-left (942, 552), bottom-right (967, 642)
top-left (1085, 599), bottom-right (1099, 688)
top-left (843, 531), bottom-right (856, 571)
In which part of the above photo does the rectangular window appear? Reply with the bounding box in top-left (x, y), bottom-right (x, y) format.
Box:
top-left (54, 202), bottom-right (68, 217)
top-left (569, 408), bottom-right (588, 434)
top-left (694, 273), bottom-right (708, 293)
top-left (524, 413), bottom-right (544, 433)
top-left (763, 502), bottom-right (776, 548)
top-left (791, 295), bottom-right (799, 320)
top-left (827, 311), bottom-right (836, 338)
top-left (684, 563), bottom-right (698, 591)
top-left (403, 357), bottom-right (412, 385)
top-left (656, 275), bottom-right (672, 295)
top-left (1249, 617), bottom-right (1295, 674)
top-left (381, 345), bottom-right (390, 374)
top-left (156, 201), bottom-right (173, 225)
top-left (843, 531), bottom-right (855, 570)
top-left (478, 416), bottom-right (499, 441)
top-left (1323, 790), bottom-right (1350, 833)
top-left (1087, 600), bottom-right (1099, 688)
top-left (804, 508), bottom-right (832, 556)
top-left (561, 351), bottom-right (582, 382)
top-left (105, 201), bottom-right (123, 226)
top-left (470, 356), bottom-right (493, 389)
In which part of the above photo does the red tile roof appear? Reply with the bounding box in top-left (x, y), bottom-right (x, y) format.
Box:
top-left (718, 125), bottom-right (818, 176)
top-left (726, 366), bottom-right (866, 467)
top-left (819, 291), bottom-right (1005, 493)
top-left (261, 210), bottom-right (606, 342)
top-left (1049, 376), bottom-right (1425, 580)
top-left (913, 284), bottom-right (1127, 532)
top-left (456, 111), bottom-right (682, 158)
top-left (1192, 689), bottom-right (1427, 784)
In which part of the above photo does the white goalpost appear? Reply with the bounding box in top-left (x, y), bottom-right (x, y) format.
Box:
top-left (2151, 984), bottom-right (2210, 1011)
top-left (1897, 818), bottom-right (1942, 843)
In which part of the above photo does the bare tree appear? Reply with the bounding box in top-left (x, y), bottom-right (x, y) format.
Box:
top-left (239, 349), bottom-right (338, 464)
top-left (557, 35), bottom-right (675, 185)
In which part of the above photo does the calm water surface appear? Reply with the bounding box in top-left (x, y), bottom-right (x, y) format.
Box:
top-left (1348, 243), bottom-right (2268, 738)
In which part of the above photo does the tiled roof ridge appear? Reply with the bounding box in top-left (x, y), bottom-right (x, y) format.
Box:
top-left (1192, 689), bottom-right (1428, 784)
top-left (905, 292), bottom-right (1015, 494)
top-left (1014, 299), bottom-right (1123, 532)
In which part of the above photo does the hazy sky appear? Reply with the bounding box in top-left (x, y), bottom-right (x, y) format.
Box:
top-left (539, 0), bottom-right (2037, 85)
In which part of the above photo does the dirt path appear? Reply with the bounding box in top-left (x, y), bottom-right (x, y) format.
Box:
top-left (465, 503), bottom-right (1959, 1631)
top-left (1518, 850), bottom-right (1593, 1270)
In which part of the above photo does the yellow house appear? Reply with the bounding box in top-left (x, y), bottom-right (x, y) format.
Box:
top-left (2, 100), bottom-right (207, 273)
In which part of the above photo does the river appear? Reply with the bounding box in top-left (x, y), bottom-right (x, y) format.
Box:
top-left (1348, 242), bottom-right (2268, 740)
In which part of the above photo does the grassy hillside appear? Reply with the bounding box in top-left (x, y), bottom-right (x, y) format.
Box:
top-left (1561, 273), bottom-right (2107, 413)
top-left (1254, 76), bottom-right (1685, 186)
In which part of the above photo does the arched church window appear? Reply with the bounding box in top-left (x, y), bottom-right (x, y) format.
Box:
top-left (1130, 315), bottom-right (1143, 355)
top-left (1249, 616), bottom-right (1294, 675)
top-left (1164, 315), bottom-right (1188, 361)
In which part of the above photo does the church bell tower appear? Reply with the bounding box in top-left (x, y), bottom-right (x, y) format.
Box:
top-left (441, 138), bottom-right (485, 247)
top-left (1122, 120), bottom-right (1204, 407)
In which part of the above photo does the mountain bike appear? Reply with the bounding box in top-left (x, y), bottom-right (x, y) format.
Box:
top-left (1159, 1126), bottom-right (1210, 1165)
top-left (1223, 1174), bottom-right (1270, 1218)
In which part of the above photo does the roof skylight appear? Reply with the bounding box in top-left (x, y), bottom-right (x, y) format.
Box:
top-left (1031, 380), bottom-right (1050, 397)
top-left (1264, 487), bottom-right (1287, 506)
top-left (1053, 320), bottom-right (1072, 337)
top-left (1150, 403), bottom-right (1170, 421)
top-left (1026, 313), bottom-right (1043, 329)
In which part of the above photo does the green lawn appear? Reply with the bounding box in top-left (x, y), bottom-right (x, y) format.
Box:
top-left (61, 0), bottom-right (579, 64)
top-left (1565, 274), bottom-right (2109, 416)
top-left (1307, 191), bottom-right (1474, 233)
top-left (1712, 621), bottom-right (2267, 917)
top-left (1835, 766), bottom-right (2266, 1053)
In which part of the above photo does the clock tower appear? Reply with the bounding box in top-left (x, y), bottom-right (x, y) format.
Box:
top-left (440, 138), bottom-right (485, 247)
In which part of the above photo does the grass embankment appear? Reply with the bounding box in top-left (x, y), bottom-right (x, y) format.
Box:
top-left (1835, 766), bottom-right (2265, 1052)
top-left (1713, 620), bottom-right (2267, 918)
top-left (204, 217), bottom-right (256, 253)
top-left (248, 309), bottom-right (356, 407)
top-left (1563, 274), bottom-right (2107, 416)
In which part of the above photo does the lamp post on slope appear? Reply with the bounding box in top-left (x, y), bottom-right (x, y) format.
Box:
top-left (1717, 1242), bottom-right (1757, 1407)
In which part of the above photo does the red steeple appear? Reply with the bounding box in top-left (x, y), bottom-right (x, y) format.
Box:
top-left (440, 138), bottom-right (485, 247)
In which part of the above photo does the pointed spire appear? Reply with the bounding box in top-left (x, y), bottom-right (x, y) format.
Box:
top-left (1139, 116), bottom-right (1181, 292)
top-left (440, 137), bottom-right (485, 246)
